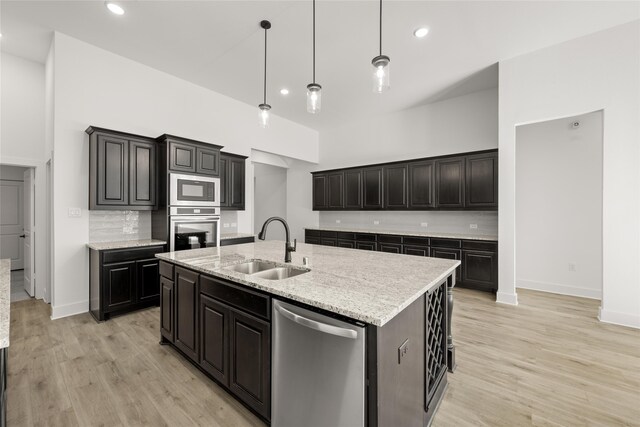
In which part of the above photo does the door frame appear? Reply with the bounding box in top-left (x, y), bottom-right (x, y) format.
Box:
top-left (1, 156), bottom-right (52, 303)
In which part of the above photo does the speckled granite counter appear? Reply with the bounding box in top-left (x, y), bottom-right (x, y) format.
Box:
top-left (220, 233), bottom-right (255, 240)
top-left (1, 259), bottom-right (10, 348)
top-left (156, 240), bottom-right (458, 326)
top-left (87, 239), bottom-right (167, 251)
top-left (306, 226), bottom-right (497, 241)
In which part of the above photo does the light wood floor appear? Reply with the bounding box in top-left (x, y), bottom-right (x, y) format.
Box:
top-left (6, 288), bottom-right (640, 426)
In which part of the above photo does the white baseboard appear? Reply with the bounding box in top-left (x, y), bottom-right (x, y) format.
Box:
top-left (496, 291), bottom-right (518, 305)
top-left (517, 279), bottom-right (601, 300)
top-left (51, 300), bottom-right (88, 320)
top-left (598, 307), bottom-right (640, 329)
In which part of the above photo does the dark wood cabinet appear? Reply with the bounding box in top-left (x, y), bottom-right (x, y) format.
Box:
top-left (327, 172), bottom-right (344, 209)
top-left (408, 160), bottom-right (435, 209)
top-left (312, 174), bottom-right (328, 210)
top-left (87, 126), bottom-right (158, 210)
top-left (466, 152), bottom-right (498, 208)
top-left (200, 295), bottom-right (230, 385)
top-left (220, 153), bottom-right (247, 210)
top-left (160, 275), bottom-right (175, 343)
top-left (337, 240), bottom-right (356, 249)
top-left (379, 243), bottom-right (402, 253)
top-left (174, 266), bottom-right (199, 362)
top-left (403, 245), bottom-right (430, 257)
top-left (462, 250), bottom-right (497, 291)
top-left (436, 156), bottom-right (465, 208)
top-left (159, 134), bottom-right (222, 177)
top-left (229, 309), bottom-right (271, 419)
top-left (430, 247), bottom-right (462, 280)
top-left (168, 140), bottom-right (197, 173)
top-left (384, 164), bottom-right (408, 209)
top-left (196, 147), bottom-right (219, 176)
top-left (363, 166), bottom-right (384, 209)
top-left (89, 245), bottom-right (164, 322)
top-left (344, 169), bottom-right (362, 209)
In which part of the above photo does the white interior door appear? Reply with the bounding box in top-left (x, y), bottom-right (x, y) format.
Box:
top-left (0, 179), bottom-right (24, 270)
top-left (23, 169), bottom-right (35, 296)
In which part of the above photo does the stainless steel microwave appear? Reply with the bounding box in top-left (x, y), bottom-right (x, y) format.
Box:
top-left (169, 173), bottom-right (220, 207)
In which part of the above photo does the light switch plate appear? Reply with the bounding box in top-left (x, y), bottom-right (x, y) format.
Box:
top-left (470, 224), bottom-right (478, 229)
top-left (68, 208), bottom-right (81, 218)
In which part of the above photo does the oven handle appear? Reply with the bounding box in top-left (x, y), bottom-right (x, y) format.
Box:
top-left (170, 216), bottom-right (220, 222)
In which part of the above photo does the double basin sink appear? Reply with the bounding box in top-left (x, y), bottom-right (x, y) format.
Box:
top-left (224, 260), bottom-right (309, 281)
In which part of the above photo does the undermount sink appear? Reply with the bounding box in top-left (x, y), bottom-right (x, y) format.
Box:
top-left (251, 266), bottom-right (310, 281)
top-left (225, 260), bottom-right (277, 274)
top-left (224, 260), bottom-right (310, 280)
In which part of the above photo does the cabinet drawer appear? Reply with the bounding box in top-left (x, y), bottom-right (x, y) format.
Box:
top-left (305, 229), bottom-right (322, 238)
top-left (321, 238), bottom-right (337, 247)
top-left (305, 237), bottom-right (321, 245)
top-left (102, 246), bottom-right (164, 263)
top-left (462, 240), bottom-right (498, 252)
top-left (355, 233), bottom-right (376, 242)
top-left (378, 234), bottom-right (402, 244)
top-left (403, 245), bottom-right (429, 257)
top-left (321, 231), bottom-right (338, 239)
top-left (403, 236), bottom-right (430, 246)
top-left (337, 232), bottom-right (356, 240)
top-left (337, 240), bottom-right (356, 249)
top-left (379, 243), bottom-right (402, 254)
top-left (430, 238), bottom-right (461, 249)
top-left (159, 261), bottom-right (174, 279)
top-left (200, 275), bottom-right (271, 320)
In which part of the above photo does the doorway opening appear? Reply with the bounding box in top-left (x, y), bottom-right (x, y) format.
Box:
top-left (515, 111), bottom-right (603, 307)
top-left (253, 163), bottom-right (288, 241)
top-left (0, 164), bottom-right (36, 302)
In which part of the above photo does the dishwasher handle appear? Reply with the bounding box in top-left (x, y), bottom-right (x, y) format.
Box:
top-left (275, 303), bottom-right (358, 339)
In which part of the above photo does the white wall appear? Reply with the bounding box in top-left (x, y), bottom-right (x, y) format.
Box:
top-left (0, 165), bottom-right (28, 181)
top-left (51, 32), bottom-right (319, 319)
top-left (516, 111), bottom-right (603, 299)
top-left (319, 88), bottom-right (498, 169)
top-left (499, 21), bottom-right (640, 328)
top-left (254, 163), bottom-right (287, 241)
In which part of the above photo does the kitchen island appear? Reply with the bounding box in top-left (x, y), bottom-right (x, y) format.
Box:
top-left (156, 240), bottom-right (458, 426)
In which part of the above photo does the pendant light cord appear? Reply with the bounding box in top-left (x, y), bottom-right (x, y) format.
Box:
top-left (263, 26), bottom-right (267, 104)
top-left (379, 0), bottom-right (382, 56)
top-left (312, 0), bottom-right (316, 84)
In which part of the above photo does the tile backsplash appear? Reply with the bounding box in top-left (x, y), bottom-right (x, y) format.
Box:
top-left (319, 211), bottom-right (498, 236)
top-left (89, 211), bottom-right (152, 242)
top-left (221, 211), bottom-right (238, 234)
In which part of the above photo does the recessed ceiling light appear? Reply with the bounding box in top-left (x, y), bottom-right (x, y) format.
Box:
top-left (105, 2), bottom-right (125, 15)
top-left (413, 27), bottom-right (429, 38)
top-left (280, 88), bottom-right (289, 96)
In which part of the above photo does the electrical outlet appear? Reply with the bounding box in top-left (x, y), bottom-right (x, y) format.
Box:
top-left (398, 339), bottom-right (409, 364)
top-left (336, 219), bottom-right (341, 224)
top-left (223, 223), bottom-right (230, 228)
top-left (68, 208), bottom-right (81, 218)
top-left (420, 222), bottom-right (428, 228)
top-left (470, 224), bottom-right (478, 229)
top-left (568, 263), bottom-right (576, 272)
top-left (374, 220), bottom-right (380, 225)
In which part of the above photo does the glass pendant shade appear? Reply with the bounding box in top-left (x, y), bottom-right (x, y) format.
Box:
top-left (306, 83), bottom-right (322, 114)
top-left (258, 103), bottom-right (271, 128)
top-left (372, 55), bottom-right (390, 93)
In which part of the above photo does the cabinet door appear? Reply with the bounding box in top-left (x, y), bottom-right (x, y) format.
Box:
top-left (136, 259), bottom-right (160, 302)
top-left (430, 248), bottom-right (462, 281)
top-left (102, 261), bottom-right (135, 311)
top-left (312, 174), bottom-right (328, 210)
top-left (344, 169), bottom-right (362, 209)
top-left (169, 141), bottom-right (197, 173)
top-left (327, 172), bottom-right (344, 209)
top-left (175, 267), bottom-right (199, 362)
top-left (466, 152), bottom-right (498, 208)
top-left (229, 309), bottom-right (271, 419)
top-left (196, 147), bottom-right (220, 176)
top-left (408, 160), bottom-right (435, 209)
top-left (436, 157), bottom-right (465, 208)
top-left (462, 250), bottom-right (497, 290)
top-left (403, 245), bottom-right (430, 257)
top-left (379, 243), bottom-right (402, 254)
top-left (362, 167), bottom-right (383, 209)
top-left (219, 156), bottom-right (228, 207)
top-left (160, 276), bottom-right (175, 342)
top-left (384, 164), bottom-right (408, 209)
top-left (200, 295), bottom-right (230, 386)
top-left (97, 135), bottom-right (129, 206)
top-left (229, 158), bottom-right (245, 209)
top-left (129, 139), bottom-right (157, 207)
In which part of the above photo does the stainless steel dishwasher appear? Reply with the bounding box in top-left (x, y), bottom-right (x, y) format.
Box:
top-left (272, 299), bottom-right (366, 427)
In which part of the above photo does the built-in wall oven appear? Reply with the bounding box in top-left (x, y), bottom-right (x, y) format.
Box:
top-left (169, 207), bottom-right (220, 251)
top-left (170, 173), bottom-right (220, 207)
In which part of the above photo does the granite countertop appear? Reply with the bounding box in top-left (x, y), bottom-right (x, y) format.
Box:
top-left (305, 226), bottom-right (498, 241)
top-left (1, 259), bottom-right (10, 349)
top-left (220, 233), bottom-right (255, 240)
top-left (87, 239), bottom-right (167, 251)
top-left (156, 240), bottom-right (458, 326)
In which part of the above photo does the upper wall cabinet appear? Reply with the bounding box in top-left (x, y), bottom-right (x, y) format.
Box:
top-left (87, 126), bottom-right (158, 210)
top-left (158, 134), bottom-right (222, 177)
top-left (311, 149), bottom-right (498, 212)
top-left (220, 152), bottom-right (247, 210)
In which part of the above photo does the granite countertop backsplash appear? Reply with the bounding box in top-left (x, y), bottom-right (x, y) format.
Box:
top-left (87, 239), bottom-right (167, 251)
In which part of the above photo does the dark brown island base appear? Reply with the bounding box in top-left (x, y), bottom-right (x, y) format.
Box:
top-left (156, 241), bottom-right (458, 426)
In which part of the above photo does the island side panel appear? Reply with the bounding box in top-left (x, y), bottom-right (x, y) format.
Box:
top-left (447, 274), bottom-right (456, 372)
top-left (375, 294), bottom-right (426, 427)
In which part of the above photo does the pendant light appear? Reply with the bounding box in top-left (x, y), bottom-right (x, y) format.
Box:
top-left (372, 0), bottom-right (390, 93)
top-left (258, 20), bottom-right (272, 128)
top-left (306, 0), bottom-right (321, 114)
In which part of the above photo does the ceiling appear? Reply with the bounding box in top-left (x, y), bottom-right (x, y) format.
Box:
top-left (1, 1), bottom-right (638, 131)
